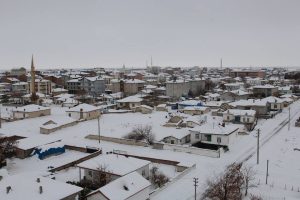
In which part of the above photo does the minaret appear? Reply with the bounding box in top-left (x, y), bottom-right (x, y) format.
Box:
top-left (30, 55), bottom-right (38, 103)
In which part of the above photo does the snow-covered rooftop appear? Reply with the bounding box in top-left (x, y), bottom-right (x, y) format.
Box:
top-left (14, 105), bottom-right (50, 112)
top-left (117, 96), bottom-right (143, 103)
top-left (191, 123), bottom-right (238, 135)
top-left (66, 103), bottom-right (98, 112)
top-left (0, 173), bottom-right (82, 200)
top-left (78, 154), bottom-right (150, 176)
top-left (224, 109), bottom-right (256, 116)
top-left (95, 172), bottom-right (150, 200)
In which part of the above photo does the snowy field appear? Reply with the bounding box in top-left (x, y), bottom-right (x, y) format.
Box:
top-left (1, 100), bottom-right (300, 199)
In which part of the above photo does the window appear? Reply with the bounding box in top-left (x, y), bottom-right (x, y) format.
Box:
top-left (205, 134), bottom-right (212, 141)
top-left (217, 137), bottom-right (221, 143)
top-left (227, 116), bottom-right (230, 120)
top-left (247, 118), bottom-right (250, 123)
top-left (142, 170), bottom-right (146, 176)
top-left (88, 170), bottom-right (93, 177)
top-left (171, 140), bottom-right (175, 144)
top-left (68, 113), bottom-right (71, 117)
top-left (132, 103), bottom-right (135, 107)
top-left (274, 104), bottom-right (277, 109)
top-left (195, 134), bottom-right (200, 139)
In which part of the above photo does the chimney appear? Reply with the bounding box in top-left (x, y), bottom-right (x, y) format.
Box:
top-left (39, 186), bottom-right (43, 194)
top-left (6, 186), bottom-right (11, 194)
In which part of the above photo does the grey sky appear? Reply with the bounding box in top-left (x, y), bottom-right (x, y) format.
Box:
top-left (0, 0), bottom-right (300, 69)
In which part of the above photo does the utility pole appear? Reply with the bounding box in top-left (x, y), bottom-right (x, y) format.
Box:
top-left (97, 115), bottom-right (101, 144)
top-left (193, 177), bottom-right (199, 200)
top-left (288, 107), bottom-right (291, 131)
top-left (0, 104), bottom-right (2, 128)
top-left (266, 160), bottom-right (269, 184)
top-left (257, 129), bottom-right (260, 165)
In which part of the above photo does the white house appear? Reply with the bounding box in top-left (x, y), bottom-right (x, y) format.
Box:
top-left (77, 154), bottom-right (150, 185)
top-left (13, 104), bottom-right (51, 119)
top-left (160, 132), bottom-right (191, 145)
top-left (66, 103), bottom-right (100, 120)
top-left (223, 109), bottom-right (256, 124)
top-left (182, 106), bottom-right (210, 115)
top-left (190, 123), bottom-right (239, 147)
top-left (86, 172), bottom-right (151, 200)
top-left (117, 96), bottom-right (143, 110)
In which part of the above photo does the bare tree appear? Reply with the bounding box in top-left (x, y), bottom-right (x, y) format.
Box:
top-left (124, 125), bottom-right (155, 145)
top-left (202, 163), bottom-right (244, 200)
top-left (150, 167), bottom-right (169, 188)
top-left (242, 165), bottom-right (256, 196)
top-left (0, 137), bottom-right (18, 166)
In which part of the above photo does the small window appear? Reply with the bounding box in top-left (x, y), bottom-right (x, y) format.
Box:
top-left (274, 104), bottom-right (277, 109)
top-left (205, 134), bottom-right (212, 141)
top-left (247, 118), bottom-right (250, 123)
top-left (132, 103), bottom-right (135, 107)
top-left (142, 170), bottom-right (145, 176)
top-left (88, 170), bottom-right (93, 177)
top-left (227, 116), bottom-right (230, 120)
top-left (195, 134), bottom-right (200, 139)
top-left (171, 140), bottom-right (175, 144)
top-left (217, 137), bottom-right (221, 143)
top-left (68, 113), bottom-right (71, 117)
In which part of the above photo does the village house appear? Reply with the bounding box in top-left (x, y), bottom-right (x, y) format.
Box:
top-left (223, 109), bottom-right (256, 124)
top-left (182, 106), bottom-right (210, 115)
top-left (40, 117), bottom-right (78, 134)
top-left (138, 105), bottom-right (154, 114)
top-left (51, 88), bottom-right (68, 96)
top-left (229, 99), bottom-right (268, 117)
top-left (29, 79), bottom-right (53, 95)
top-left (123, 79), bottom-right (145, 96)
top-left (81, 76), bottom-right (106, 96)
top-left (253, 85), bottom-right (278, 97)
top-left (160, 132), bottom-right (191, 145)
top-left (77, 154), bottom-right (150, 186)
top-left (117, 96), bottom-right (143, 110)
top-left (12, 82), bottom-right (29, 95)
top-left (190, 123), bottom-right (239, 148)
top-left (177, 100), bottom-right (203, 110)
top-left (86, 172), bottom-right (151, 200)
top-left (0, 173), bottom-right (82, 200)
top-left (156, 104), bottom-right (168, 112)
top-left (220, 90), bottom-right (249, 101)
top-left (13, 104), bottom-right (51, 119)
top-left (66, 103), bottom-right (100, 120)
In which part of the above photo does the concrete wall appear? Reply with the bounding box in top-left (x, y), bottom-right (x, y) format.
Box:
top-left (13, 109), bottom-right (51, 119)
top-left (85, 135), bottom-right (149, 147)
top-left (40, 121), bottom-right (78, 134)
top-left (161, 143), bottom-right (221, 158)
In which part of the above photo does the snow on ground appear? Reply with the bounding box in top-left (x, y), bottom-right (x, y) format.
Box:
top-left (246, 112), bottom-right (300, 199)
top-left (1, 101), bottom-right (300, 199)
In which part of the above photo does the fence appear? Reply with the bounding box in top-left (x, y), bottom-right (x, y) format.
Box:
top-left (49, 150), bottom-right (102, 173)
top-left (153, 142), bottom-right (221, 158)
top-left (85, 134), bottom-right (149, 147)
top-left (150, 163), bottom-right (196, 198)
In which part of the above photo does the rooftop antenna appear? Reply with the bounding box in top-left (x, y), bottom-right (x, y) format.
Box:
top-left (150, 56), bottom-right (153, 67)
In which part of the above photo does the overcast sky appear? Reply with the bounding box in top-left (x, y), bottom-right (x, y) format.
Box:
top-left (0, 0), bottom-right (300, 69)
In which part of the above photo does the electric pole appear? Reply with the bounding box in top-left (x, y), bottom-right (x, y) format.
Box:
top-left (97, 115), bottom-right (101, 144)
top-left (193, 177), bottom-right (199, 200)
top-left (288, 107), bottom-right (291, 131)
top-left (266, 160), bottom-right (269, 184)
top-left (0, 104), bottom-right (2, 128)
top-left (257, 129), bottom-right (260, 165)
